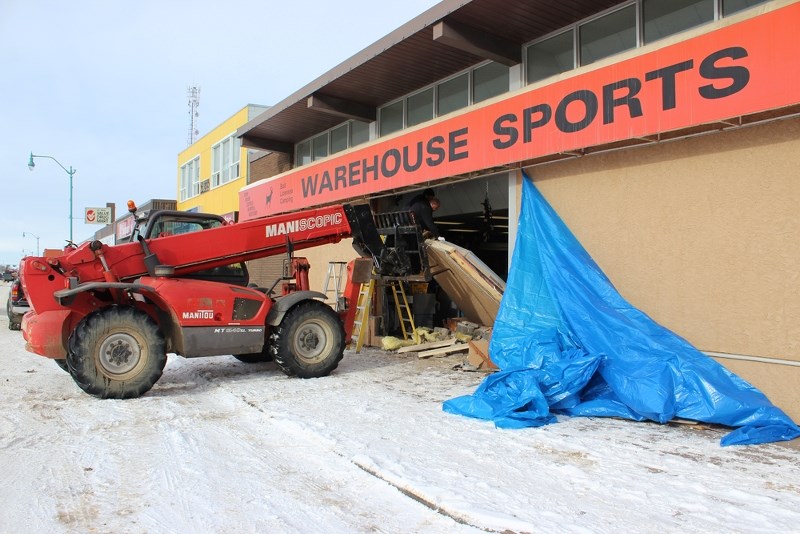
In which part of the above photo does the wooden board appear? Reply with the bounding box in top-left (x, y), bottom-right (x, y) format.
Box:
top-left (418, 344), bottom-right (469, 359)
top-left (396, 338), bottom-right (456, 354)
top-left (425, 240), bottom-right (505, 326)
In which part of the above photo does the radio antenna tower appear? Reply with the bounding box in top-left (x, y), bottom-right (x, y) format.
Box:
top-left (187, 85), bottom-right (201, 145)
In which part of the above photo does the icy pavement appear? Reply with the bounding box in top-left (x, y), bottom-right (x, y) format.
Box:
top-left (1, 286), bottom-right (799, 533)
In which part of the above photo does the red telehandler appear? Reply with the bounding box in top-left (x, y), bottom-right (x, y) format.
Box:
top-left (19, 200), bottom-right (427, 399)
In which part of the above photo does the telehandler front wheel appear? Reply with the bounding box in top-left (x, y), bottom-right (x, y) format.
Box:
top-left (67, 307), bottom-right (167, 399)
top-left (270, 300), bottom-right (344, 378)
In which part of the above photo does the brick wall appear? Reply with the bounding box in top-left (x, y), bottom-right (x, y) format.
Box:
top-left (248, 152), bottom-right (292, 186)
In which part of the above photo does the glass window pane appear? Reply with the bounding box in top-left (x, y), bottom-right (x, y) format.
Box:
top-left (350, 120), bottom-right (370, 146)
top-left (212, 145), bottom-right (220, 173)
top-left (527, 30), bottom-right (574, 84)
top-left (473, 62), bottom-right (509, 103)
top-left (190, 158), bottom-right (199, 196)
top-left (723, 0), bottom-right (768, 16)
top-left (437, 73), bottom-right (469, 116)
top-left (330, 124), bottom-right (348, 154)
top-left (312, 134), bottom-right (328, 161)
top-left (180, 166), bottom-right (188, 200)
top-left (221, 139), bottom-right (230, 183)
top-left (644, 0), bottom-right (714, 44)
top-left (406, 88), bottom-right (434, 127)
top-left (232, 136), bottom-right (241, 165)
top-left (296, 140), bottom-right (312, 166)
top-left (580, 5), bottom-right (636, 66)
top-left (231, 137), bottom-right (240, 179)
top-left (380, 101), bottom-right (404, 136)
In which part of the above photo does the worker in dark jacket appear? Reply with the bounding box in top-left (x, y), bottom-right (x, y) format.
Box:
top-left (406, 188), bottom-right (441, 239)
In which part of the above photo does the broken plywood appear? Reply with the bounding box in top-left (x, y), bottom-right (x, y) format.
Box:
top-left (425, 239), bottom-right (505, 326)
top-left (467, 339), bottom-right (498, 370)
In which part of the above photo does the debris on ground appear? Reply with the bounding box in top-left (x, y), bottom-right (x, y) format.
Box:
top-left (382, 321), bottom-right (498, 370)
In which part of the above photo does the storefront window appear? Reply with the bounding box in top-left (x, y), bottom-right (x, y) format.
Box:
top-left (643, 0), bottom-right (714, 44)
top-left (438, 73), bottom-right (469, 116)
top-left (526, 30), bottom-right (574, 85)
top-left (723, 0), bottom-right (769, 16)
top-left (406, 88), bottom-right (434, 127)
top-left (580, 5), bottom-right (636, 66)
top-left (380, 100), bottom-right (404, 136)
top-left (473, 62), bottom-right (509, 103)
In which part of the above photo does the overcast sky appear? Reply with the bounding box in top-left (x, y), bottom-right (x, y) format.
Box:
top-left (0, 0), bottom-right (440, 266)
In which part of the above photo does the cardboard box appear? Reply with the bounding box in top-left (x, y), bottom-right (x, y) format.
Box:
top-left (467, 338), bottom-right (497, 370)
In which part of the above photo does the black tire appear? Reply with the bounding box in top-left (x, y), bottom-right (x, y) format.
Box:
top-left (270, 300), bottom-right (345, 378)
top-left (67, 307), bottom-right (167, 399)
top-left (7, 299), bottom-right (20, 330)
top-left (55, 359), bottom-right (69, 372)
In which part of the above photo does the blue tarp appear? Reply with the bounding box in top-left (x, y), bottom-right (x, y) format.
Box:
top-left (444, 173), bottom-right (800, 446)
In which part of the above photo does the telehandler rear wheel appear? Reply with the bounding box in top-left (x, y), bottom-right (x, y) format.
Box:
top-left (270, 300), bottom-right (344, 378)
top-left (67, 307), bottom-right (167, 399)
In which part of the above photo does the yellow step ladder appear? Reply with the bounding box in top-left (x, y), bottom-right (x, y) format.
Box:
top-left (350, 279), bottom-right (375, 353)
top-left (322, 261), bottom-right (348, 311)
top-left (389, 280), bottom-right (416, 341)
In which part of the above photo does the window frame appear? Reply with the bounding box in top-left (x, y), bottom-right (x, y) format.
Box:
top-left (376, 60), bottom-right (511, 137)
top-left (294, 120), bottom-right (373, 168)
top-left (578, 2), bottom-right (638, 67)
top-left (642, 0), bottom-right (715, 46)
top-left (211, 133), bottom-right (242, 189)
top-left (523, 0), bottom-right (765, 86)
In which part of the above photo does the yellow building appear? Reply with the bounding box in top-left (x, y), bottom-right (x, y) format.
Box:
top-left (176, 103), bottom-right (294, 287)
top-left (177, 104), bottom-right (268, 220)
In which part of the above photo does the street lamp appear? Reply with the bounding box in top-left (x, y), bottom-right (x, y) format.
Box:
top-left (22, 231), bottom-right (40, 256)
top-left (28, 152), bottom-right (76, 244)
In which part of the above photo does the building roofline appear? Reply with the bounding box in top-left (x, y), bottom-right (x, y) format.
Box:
top-left (235, 0), bottom-right (471, 139)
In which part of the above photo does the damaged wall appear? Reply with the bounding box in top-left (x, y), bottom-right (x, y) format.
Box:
top-left (526, 117), bottom-right (800, 421)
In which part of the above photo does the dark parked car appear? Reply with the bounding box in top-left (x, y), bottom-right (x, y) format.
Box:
top-left (2, 271), bottom-right (15, 282)
top-left (7, 278), bottom-right (30, 330)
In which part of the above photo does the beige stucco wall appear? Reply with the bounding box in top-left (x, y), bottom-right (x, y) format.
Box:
top-left (528, 117), bottom-right (800, 421)
top-left (300, 239), bottom-right (359, 302)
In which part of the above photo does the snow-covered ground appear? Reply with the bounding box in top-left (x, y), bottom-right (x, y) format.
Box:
top-left (1, 283), bottom-right (799, 534)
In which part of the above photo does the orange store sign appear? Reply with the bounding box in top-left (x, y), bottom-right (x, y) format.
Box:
top-left (240, 3), bottom-right (800, 220)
